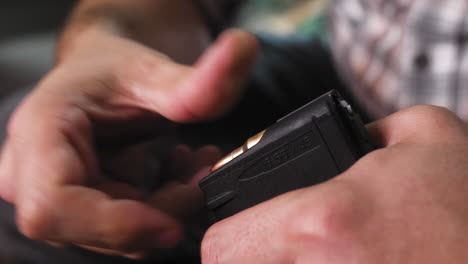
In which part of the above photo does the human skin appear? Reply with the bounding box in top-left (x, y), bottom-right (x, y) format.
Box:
top-left (2, 0), bottom-right (468, 263)
top-left (201, 106), bottom-right (468, 264)
top-left (0, 0), bottom-right (258, 257)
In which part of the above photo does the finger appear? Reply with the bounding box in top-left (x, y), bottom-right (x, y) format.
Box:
top-left (12, 120), bottom-right (181, 250)
top-left (192, 145), bottom-right (223, 168)
top-left (132, 29), bottom-right (259, 123)
top-left (162, 144), bottom-right (193, 182)
top-left (183, 145), bottom-right (222, 184)
top-left (201, 187), bottom-right (297, 264)
top-left (0, 140), bottom-right (18, 203)
top-left (94, 113), bottom-right (175, 147)
top-left (201, 179), bottom-right (367, 264)
top-left (161, 145), bottom-right (221, 183)
top-left (147, 146), bottom-right (220, 221)
top-left (101, 140), bottom-right (162, 186)
top-left (366, 105), bottom-right (465, 146)
top-left (95, 181), bottom-right (144, 200)
top-left (17, 185), bottom-right (182, 251)
top-left (147, 182), bottom-right (206, 222)
top-left (174, 29), bottom-right (259, 122)
top-left (78, 245), bottom-right (146, 259)
top-left (9, 96), bottom-right (181, 251)
top-left (101, 137), bottom-right (185, 189)
top-left (46, 240), bottom-right (69, 248)
top-left (101, 144), bottom-right (220, 197)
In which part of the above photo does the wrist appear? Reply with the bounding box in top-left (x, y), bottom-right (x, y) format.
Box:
top-left (57, 0), bottom-right (212, 65)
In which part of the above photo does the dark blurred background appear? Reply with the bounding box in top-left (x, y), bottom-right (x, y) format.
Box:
top-left (0, 1), bottom-right (75, 40)
top-left (0, 1), bottom-right (76, 100)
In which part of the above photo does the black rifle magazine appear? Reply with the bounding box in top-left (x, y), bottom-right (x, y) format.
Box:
top-left (199, 90), bottom-right (375, 222)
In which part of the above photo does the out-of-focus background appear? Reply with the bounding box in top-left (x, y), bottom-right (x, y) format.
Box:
top-left (238, 0), bottom-right (327, 37)
top-left (0, 1), bottom-right (75, 99)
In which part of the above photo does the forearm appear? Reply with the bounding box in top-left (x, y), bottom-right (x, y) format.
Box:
top-left (58, 0), bottom-right (211, 64)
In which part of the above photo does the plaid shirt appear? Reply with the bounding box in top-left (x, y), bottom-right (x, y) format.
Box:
top-left (329, 0), bottom-right (468, 119)
top-left (201, 0), bottom-right (468, 119)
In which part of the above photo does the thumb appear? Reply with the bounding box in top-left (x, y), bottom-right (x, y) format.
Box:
top-left (166, 29), bottom-right (258, 122)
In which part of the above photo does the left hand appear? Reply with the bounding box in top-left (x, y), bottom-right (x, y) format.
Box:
top-left (0, 29), bottom-right (257, 257)
top-left (201, 105), bottom-right (468, 264)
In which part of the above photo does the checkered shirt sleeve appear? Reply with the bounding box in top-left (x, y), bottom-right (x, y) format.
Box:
top-left (329, 0), bottom-right (468, 120)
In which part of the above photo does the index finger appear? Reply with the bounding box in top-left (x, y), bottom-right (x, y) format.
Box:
top-left (366, 105), bottom-right (466, 147)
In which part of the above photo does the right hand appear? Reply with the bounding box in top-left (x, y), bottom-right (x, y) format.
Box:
top-left (0, 28), bottom-right (258, 256)
top-left (201, 106), bottom-right (468, 264)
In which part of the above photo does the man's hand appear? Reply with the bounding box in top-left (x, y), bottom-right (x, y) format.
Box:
top-left (0, 28), bottom-right (258, 257)
top-left (201, 106), bottom-right (468, 263)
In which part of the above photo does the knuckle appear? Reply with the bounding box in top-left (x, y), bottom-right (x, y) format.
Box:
top-left (77, 58), bottom-right (143, 99)
top-left (388, 105), bottom-right (468, 143)
top-left (409, 104), bottom-right (453, 119)
top-left (17, 198), bottom-right (55, 240)
top-left (287, 184), bottom-right (363, 243)
top-left (201, 226), bottom-right (221, 264)
top-left (108, 55), bottom-right (172, 104)
top-left (112, 55), bottom-right (162, 90)
top-left (357, 148), bottom-right (394, 171)
top-left (402, 105), bottom-right (459, 133)
top-left (311, 201), bottom-right (354, 237)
